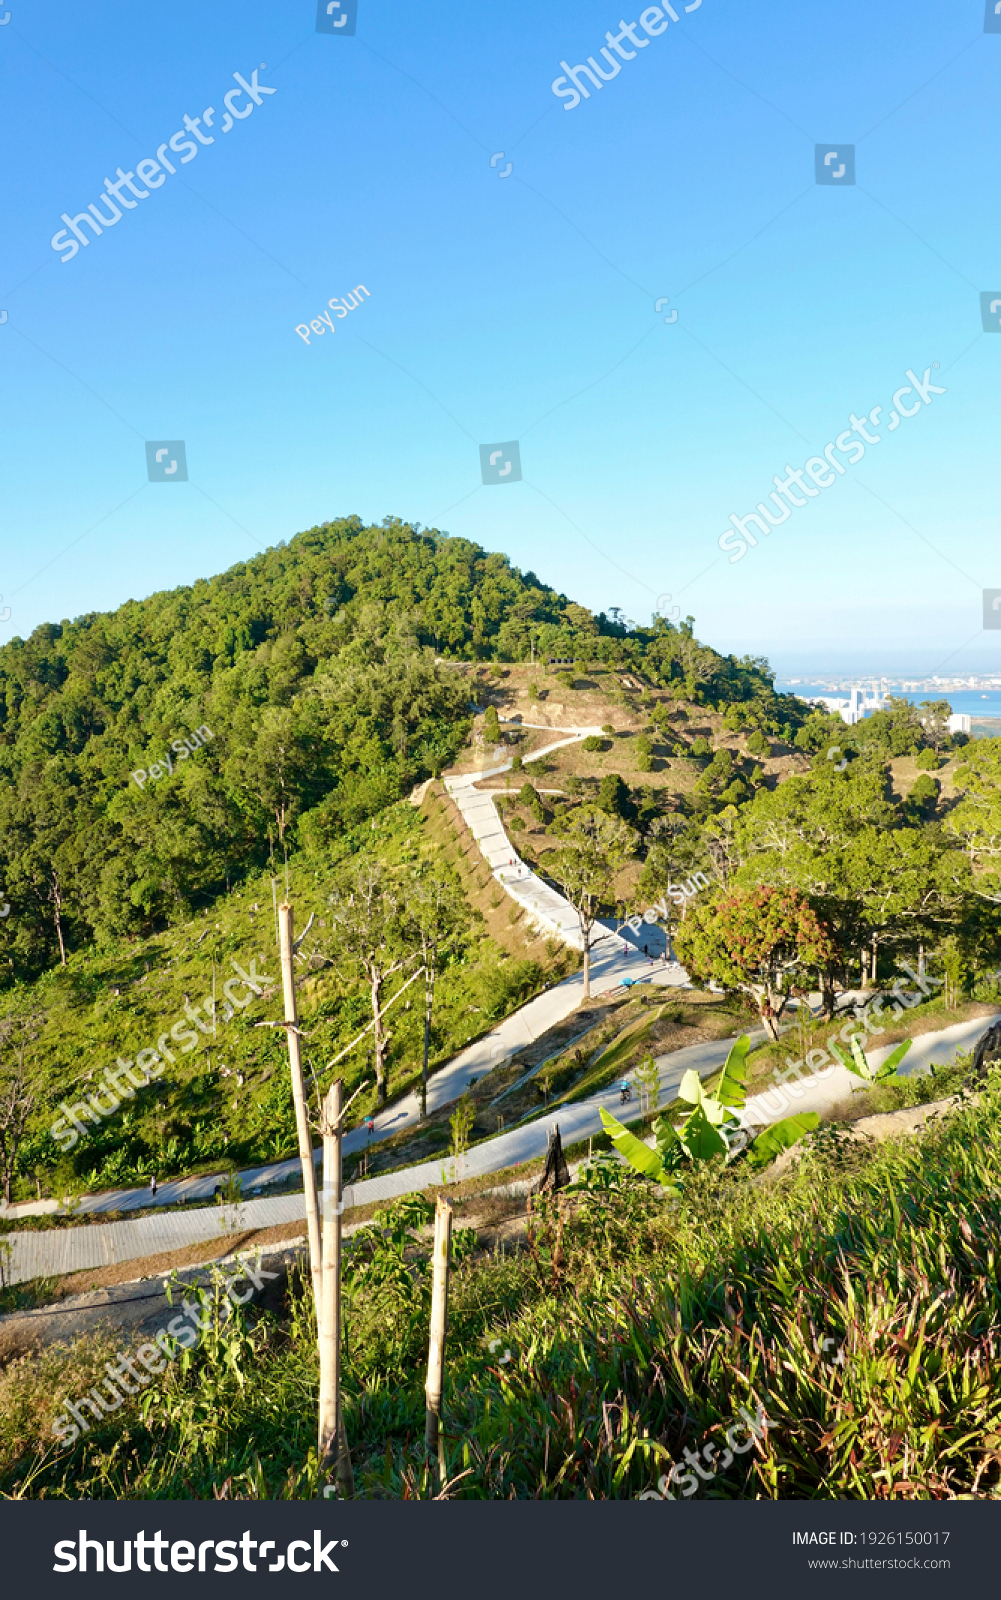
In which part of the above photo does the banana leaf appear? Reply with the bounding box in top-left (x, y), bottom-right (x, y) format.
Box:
top-left (717, 1034), bottom-right (750, 1110)
top-left (745, 1112), bottom-right (820, 1171)
top-left (876, 1038), bottom-right (912, 1080)
top-left (653, 1114), bottom-right (684, 1166)
top-left (677, 1104), bottom-right (729, 1162)
top-left (599, 1107), bottom-right (667, 1182)
top-left (677, 1068), bottom-right (704, 1106)
top-left (828, 1036), bottom-right (873, 1081)
top-left (831, 1034), bottom-right (912, 1087)
top-left (851, 1035), bottom-right (871, 1077)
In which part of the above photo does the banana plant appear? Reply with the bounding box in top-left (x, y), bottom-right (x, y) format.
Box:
top-left (600, 1032), bottom-right (819, 1178)
top-left (744, 1111), bottom-right (819, 1172)
top-left (829, 1033), bottom-right (911, 1088)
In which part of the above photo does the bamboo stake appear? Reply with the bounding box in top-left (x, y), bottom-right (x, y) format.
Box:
top-left (424, 1194), bottom-right (453, 1472)
top-left (319, 1079), bottom-right (354, 1496)
top-left (279, 902), bottom-right (322, 1308)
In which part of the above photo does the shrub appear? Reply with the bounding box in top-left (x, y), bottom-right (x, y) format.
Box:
top-left (518, 783), bottom-right (547, 823)
top-left (745, 729), bottom-right (770, 757)
top-left (472, 957), bottom-right (543, 1018)
top-left (597, 773), bottom-right (633, 819)
top-left (601, 724), bottom-right (615, 735)
top-left (908, 773), bottom-right (939, 817)
top-left (634, 733), bottom-right (653, 773)
top-left (718, 778), bottom-right (749, 805)
top-left (482, 706), bottom-right (501, 742)
top-left (689, 736), bottom-right (712, 759)
top-left (581, 735), bottom-right (603, 753)
top-left (511, 754), bottom-right (523, 771)
top-left (915, 748), bottom-right (941, 770)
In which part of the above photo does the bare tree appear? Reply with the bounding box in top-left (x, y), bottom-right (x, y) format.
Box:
top-left (410, 870), bottom-right (468, 1119)
top-left (0, 1012), bottom-right (42, 1205)
top-left (324, 862), bottom-right (418, 1105)
top-left (545, 808), bottom-right (637, 999)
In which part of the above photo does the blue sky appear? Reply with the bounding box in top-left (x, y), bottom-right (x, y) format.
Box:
top-left (2, 0), bottom-right (999, 677)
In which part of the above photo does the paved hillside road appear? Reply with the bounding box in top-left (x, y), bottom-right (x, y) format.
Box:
top-left (11, 939), bottom-right (680, 1221)
top-left (5, 718), bottom-right (685, 1225)
top-left (737, 1009), bottom-right (1000, 1135)
top-left (4, 1012), bottom-right (994, 1288)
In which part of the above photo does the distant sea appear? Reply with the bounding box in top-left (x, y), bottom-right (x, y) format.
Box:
top-left (776, 683), bottom-right (1001, 723)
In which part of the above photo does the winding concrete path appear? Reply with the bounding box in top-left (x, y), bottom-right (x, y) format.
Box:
top-left (4, 721), bottom-right (675, 1228)
top-left (7, 1011), bottom-right (992, 1288)
top-left (2, 944), bottom-right (675, 1225)
top-left (445, 724), bottom-right (605, 951)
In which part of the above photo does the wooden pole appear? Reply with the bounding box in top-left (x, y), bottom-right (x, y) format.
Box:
top-left (319, 1079), bottom-right (354, 1496)
top-left (424, 1194), bottom-right (453, 1470)
top-left (279, 902), bottom-right (322, 1308)
top-left (421, 946), bottom-right (433, 1121)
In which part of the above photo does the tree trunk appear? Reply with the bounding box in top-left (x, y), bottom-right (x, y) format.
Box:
top-left (318, 1079), bottom-right (353, 1496)
top-left (760, 1008), bottom-right (780, 1042)
top-left (582, 924), bottom-right (591, 1001)
top-left (421, 949), bottom-right (435, 1121)
top-left (52, 876), bottom-right (67, 968)
top-left (425, 1195), bottom-right (453, 1471)
top-left (279, 903), bottom-right (323, 1308)
top-left (370, 969), bottom-right (387, 1105)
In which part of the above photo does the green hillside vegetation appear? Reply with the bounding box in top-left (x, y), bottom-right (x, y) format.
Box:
top-left (4, 1066), bottom-right (1001, 1499)
top-left (3, 517), bottom-right (1001, 1504)
top-left (0, 516), bottom-right (781, 984)
top-left (2, 518), bottom-right (1001, 1205)
top-left (0, 792), bottom-right (585, 1199)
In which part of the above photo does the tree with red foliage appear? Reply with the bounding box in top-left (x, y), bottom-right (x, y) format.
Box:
top-left (675, 884), bottom-right (836, 1040)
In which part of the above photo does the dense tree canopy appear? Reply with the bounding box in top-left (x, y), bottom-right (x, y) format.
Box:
top-left (0, 518), bottom-right (788, 982)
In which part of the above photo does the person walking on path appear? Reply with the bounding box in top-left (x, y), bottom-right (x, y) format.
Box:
top-left (149, 1175), bottom-right (157, 1198)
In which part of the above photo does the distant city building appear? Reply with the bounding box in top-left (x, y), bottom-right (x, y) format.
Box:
top-left (807, 685), bottom-right (890, 726)
top-left (948, 713), bottom-right (972, 734)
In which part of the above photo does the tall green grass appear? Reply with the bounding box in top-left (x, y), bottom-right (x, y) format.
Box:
top-left (3, 1078), bottom-right (1000, 1499)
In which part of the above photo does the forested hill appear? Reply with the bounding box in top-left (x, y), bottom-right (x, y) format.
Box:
top-left (0, 515), bottom-right (778, 979)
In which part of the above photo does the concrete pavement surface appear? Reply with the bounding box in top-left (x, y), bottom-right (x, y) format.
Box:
top-left (5, 1009), bottom-right (993, 1288)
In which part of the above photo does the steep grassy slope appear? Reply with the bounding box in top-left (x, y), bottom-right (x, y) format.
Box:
top-left (6, 801), bottom-right (574, 1198)
top-left (4, 1071), bottom-right (1000, 1500)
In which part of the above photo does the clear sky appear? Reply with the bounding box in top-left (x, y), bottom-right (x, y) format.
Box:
top-left (2, 0), bottom-right (999, 678)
